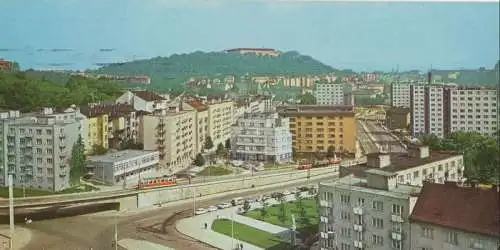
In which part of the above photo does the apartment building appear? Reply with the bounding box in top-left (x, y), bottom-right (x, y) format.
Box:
top-left (390, 83), bottom-right (412, 108)
top-left (315, 83), bottom-right (345, 105)
top-left (276, 105), bottom-right (356, 155)
top-left (447, 87), bottom-right (498, 136)
top-left (139, 104), bottom-right (196, 171)
top-left (184, 100), bottom-right (209, 153)
top-left (116, 90), bottom-right (168, 113)
top-left (81, 109), bottom-right (108, 154)
top-left (385, 107), bottom-right (410, 130)
top-left (230, 112), bottom-right (293, 163)
top-left (0, 108), bottom-right (81, 191)
top-left (318, 172), bottom-right (422, 250)
top-left (80, 103), bottom-right (138, 150)
top-left (87, 150), bottom-right (159, 185)
top-left (410, 182), bottom-right (500, 250)
top-left (340, 143), bottom-right (464, 187)
top-left (207, 100), bottom-right (234, 149)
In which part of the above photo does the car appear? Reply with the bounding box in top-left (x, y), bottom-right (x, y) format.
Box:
top-left (217, 203), bottom-right (232, 209)
top-left (207, 205), bottom-right (218, 212)
top-left (195, 208), bottom-right (208, 215)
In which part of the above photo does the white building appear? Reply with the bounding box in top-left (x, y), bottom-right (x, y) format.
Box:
top-left (448, 87), bottom-right (498, 137)
top-left (230, 112), bottom-right (293, 163)
top-left (318, 172), bottom-right (422, 250)
top-left (427, 85), bottom-right (445, 138)
top-left (410, 182), bottom-right (500, 250)
top-left (116, 90), bottom-right (168, 113)
top-left (315, 83), bottom-right (345, 105)
top-left (391, 83), bottom-right (412, 108)
top-left (410, 84), bottom-right (427, 137)
top-left (87, 150), bottom-right (159, 185)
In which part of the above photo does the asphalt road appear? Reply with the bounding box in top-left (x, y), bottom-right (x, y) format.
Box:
top-left (21, 176), bottom-right (336, 250)
top-left (360, 121), bottom-right (407, 153)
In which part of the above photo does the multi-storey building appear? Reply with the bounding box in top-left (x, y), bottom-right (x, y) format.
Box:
top-left (116, 90), bottom-right (168, 113)
top-left (184, 100), bottom-right (209, 153)
top-left (318, 172), bottom-right (422, 250)
top-left (207, 100), bottom-right (234, 149)
top-left (87, 150), bottom-right (159, 185)
top-left (139, 104), bottom-right (196, 171)
top-left (315, 83), bottom-right (345, 105)
top-left (340, 143), bottom-right (464, 187)
top-left (276, 105), bottom-right (357, 155)
top-left (410, 84), bottom-right (427, 137)
top-left (0, 108), bottom-right (81, 191)
top-left (230, 112), bottom-right (293, 163)
top-left (80, 103), bottom-right (138, 149)
top-left (82, 110), bottom-right (108, 154)
top-left (447, 87), bottom-right (498, 136)
top-left (385, 107), bottom-right (410, 130)
top-left (390, 83), bottom-right (412, 108)
top-left (410, 182), bottom-right (500, 250)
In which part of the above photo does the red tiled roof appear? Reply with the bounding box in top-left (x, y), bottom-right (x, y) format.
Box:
top-left (80, 103), bottom-right (135, 118)
top-left (410, 182), bottom-right (500, 237)
top-left (186, 100), bottom-right (208, 112)
top-left (132, 91), bottom-right (166, 102)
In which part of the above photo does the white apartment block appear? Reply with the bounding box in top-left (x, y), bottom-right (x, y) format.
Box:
top-left (0, 108), bottom-right (82, 191)
top-left (410, 84), bottom-right (426, 137)
top-left (207, 101), bottom-right (234, 149)
top-left (230, 112), bottom-right (293, 163)
top-left (184, 100), bottom-right (210, 154)
top-left (448, 87), bottom-right (498, 137)
top-left (318, 173), bottom-right (421, 250)
top-left (391, 83), bottom-right (411, 108)
top-left (87, 150), bottom-right (159, 185)
top-left (139, 105), bottom-right (196, 171)
top-left (116, 90), bottom-right (168, 113)
top-left (427, 85), bottom-right (444, 138)
top-left (315, 83), bottom-right (345, 105)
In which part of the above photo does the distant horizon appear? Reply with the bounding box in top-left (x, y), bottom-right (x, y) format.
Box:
top-left (1, 1), bottom-right (498, 72)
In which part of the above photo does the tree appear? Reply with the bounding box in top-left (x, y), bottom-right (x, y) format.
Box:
top-left (204, 136), bottom-right (214, 150)
top-left (194, 153), bottom-right (205, 167)
top-left (91, 144), bottom-right (108, 155)
top-left (278, 200), bottom-right (287, 223)
top-left (260, 201), bottom-right (269, 219)
top-left (326, 146), bottom-right (335, 158)
top-left (300, 93), bottom-right (316, 104)
top-left (69, 135), bottom-right (86, 185)
top-left (225, 138), bottom-right (231, 150)
top-left (216, 143), bottom-right (225, 155)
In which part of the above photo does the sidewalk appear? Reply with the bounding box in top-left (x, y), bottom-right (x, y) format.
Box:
top-left (118, 238), bottom-right (175, 250)
top-left (0, 226), bottom-right (32, 250)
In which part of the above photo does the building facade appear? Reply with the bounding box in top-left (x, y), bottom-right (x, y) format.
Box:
top-left (0, 108), bottom-right (81, 191)
top-left (207, 100), bottom-right (234, 149)
top-left (390, 83), bottom-right (412, 108)
top-left (185, 100), bottom-right (210, 154)
top-left (315, 83), bottom-right (345, 105)
top-left (85, 112), bottom-right (109, 154)
top-left (87, 150), bottom-right (159, 185)
top-left (410, 182), bottom-right (500, 250)
top-left (385, 107), bottom-right (411, 130)
top-left (116, 90), bottom-right (168, 113)
top-left (277, 105), bottom-right (357, 155)
top-left (230, 112), bottom-right (293, 163)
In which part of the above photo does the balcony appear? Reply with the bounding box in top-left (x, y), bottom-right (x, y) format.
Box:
top-left (354, 240), bottom-right (363, 248)
top-left (353, 206), bottom-right (363, 215)
top-left (319, 200), bottom-right (328, 207)
top-left (391, 214), bottom-right (404, 223)
top-left (353, 224), bottom-right (363, 232)
top-left (391, 232), bottom-right (402, 240)
top-left (59, 134), bottom-right (66, 139)
top-left (320, 216), bottom-right (329, 223)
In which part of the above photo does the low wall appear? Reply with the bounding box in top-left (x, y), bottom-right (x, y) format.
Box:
top-left (135, 167), bottom-right (335, 209)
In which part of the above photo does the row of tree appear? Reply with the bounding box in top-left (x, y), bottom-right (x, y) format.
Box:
top-left (421, 131), bottom-right (499, 184)
top-left (193, 136), bottom-right (232, 167)
top-left (0, 71), bottom-right (123, 112)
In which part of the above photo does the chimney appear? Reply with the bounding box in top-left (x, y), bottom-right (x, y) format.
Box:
top-left (408, 144), bottom-right (429, 159)
top-left (366, 153), bottom-right (391, 168)
top-left (427, 71), bottom-right (432, 85)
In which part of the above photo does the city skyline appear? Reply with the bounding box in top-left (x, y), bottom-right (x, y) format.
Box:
top-left (0, 1), bottom-right (499, 71)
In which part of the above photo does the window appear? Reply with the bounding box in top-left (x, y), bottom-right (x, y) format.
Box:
top-left (392, 222), bottom-right (402, 232)
top-left (357, 198), bottom-right (365, 206)
top-left (372, 235), bottom-right (383, 246)
top-left (446, 231), bottom-right (458, 245)
top-left (391, 239), bottom-right (401, 249)
top-left (392, 204), bottom-right (403, 215)
top-left (341, 194), bottom-right (350, 204)
top-left (340, 227), bottom-right (352, 237)
top-left (469, 239), bottom-right (483, 249)
top-left (341, 211), bottom-right (351, 220)
top-left (372, 201), bottom-right (383, 211)
top-left (372, 218), bottom-right (384, 229)
top-left (421, 226), bottom-right (434, 239)
top-left (341, 243), bottom-right (351, 250)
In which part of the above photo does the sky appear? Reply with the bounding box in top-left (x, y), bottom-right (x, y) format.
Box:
top-left (0, 0), bottom-right (498, 71)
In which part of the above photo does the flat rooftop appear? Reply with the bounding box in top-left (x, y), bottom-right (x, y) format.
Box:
top-left (321, 175), bottom-right (421, 199)
top-left (277, 105), bottom-right (355, 116)
top-left (89, 150), bottom-right (157, 163)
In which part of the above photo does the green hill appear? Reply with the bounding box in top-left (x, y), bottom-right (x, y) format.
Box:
top-left (431, 61), bottom-right (499, 86)
top-left (92, 51), bottom-right (339, 90)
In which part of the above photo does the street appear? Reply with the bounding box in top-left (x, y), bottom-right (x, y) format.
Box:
top-left (358, 120), bottom-right (407, 153)
top-left (20, 176), bottom-right (335, 250)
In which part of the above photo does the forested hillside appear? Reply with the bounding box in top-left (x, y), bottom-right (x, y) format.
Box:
top-left (0, 72), bottom-right (123, 112)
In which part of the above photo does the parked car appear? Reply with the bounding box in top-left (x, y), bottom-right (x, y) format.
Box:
top-left (217, 203), bottom-right (232, 209)
top-left (207, 206), bottom-right (218, 212)
top-left (195, 208), bottom-right (208, 215)
top-left (231, 197), bottom-right (245, 206)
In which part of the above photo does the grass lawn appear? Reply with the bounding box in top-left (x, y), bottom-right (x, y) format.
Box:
top-left (245, 199), bottom-right (319, 239)
top-left (0, 184), bottom-right (99, 198)
top-left (212, 218), bottom-right (290, 250)
top-left (198, 166), bottom-right (232, 176)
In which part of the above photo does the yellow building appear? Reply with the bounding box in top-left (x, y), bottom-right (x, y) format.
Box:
top-left (86, 114), bottom-right (109, 154)
top-left (276, 105), bottom-right (356, 155)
